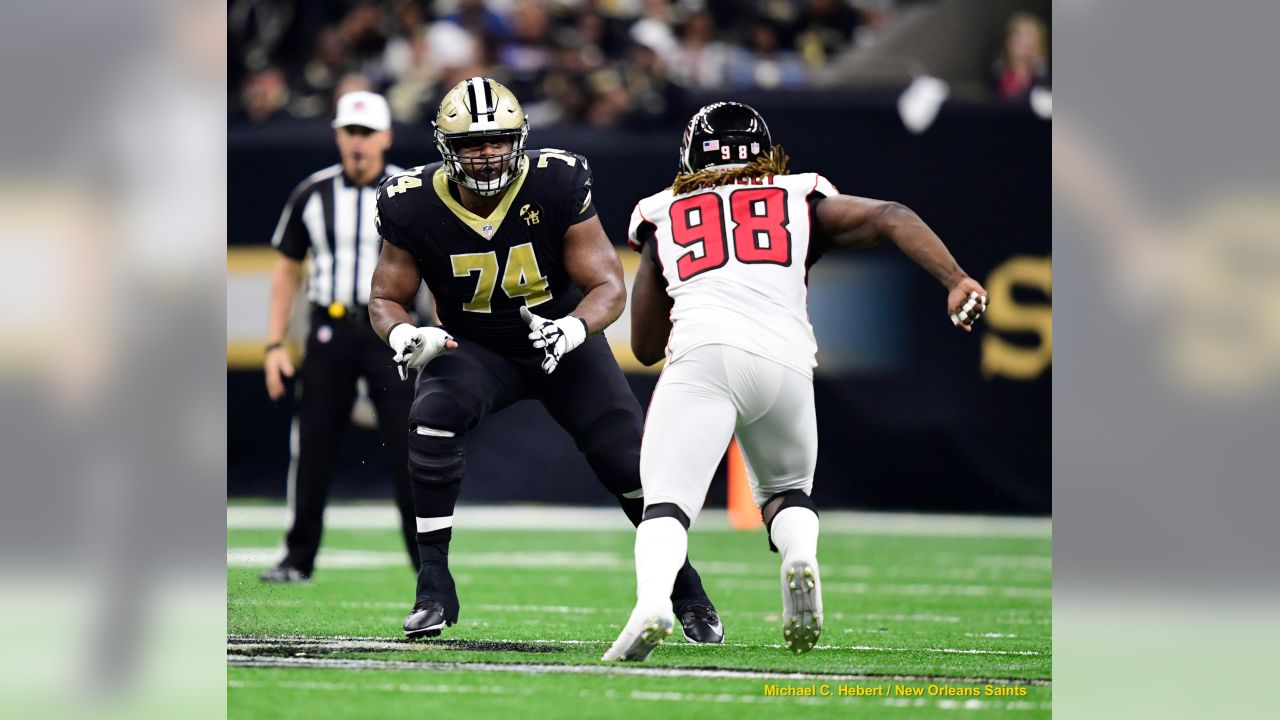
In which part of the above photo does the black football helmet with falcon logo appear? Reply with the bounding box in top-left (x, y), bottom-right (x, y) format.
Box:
top-left (679, 101), bottom-right (773, 174)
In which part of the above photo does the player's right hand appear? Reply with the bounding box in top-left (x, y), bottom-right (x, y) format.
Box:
top-left (389, 323), bottom-right (458, 375)
top-left (264, 346), bottom-right (295, 401)
top-left (947, 278), bottom-right (989, 332)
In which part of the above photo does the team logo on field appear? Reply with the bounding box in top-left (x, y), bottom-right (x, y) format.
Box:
top-left (519, 203), bottom-right (542, 226)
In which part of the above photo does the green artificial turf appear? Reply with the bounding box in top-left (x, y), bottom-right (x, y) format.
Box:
top-left (228, 510), bottom-right (1051, 718)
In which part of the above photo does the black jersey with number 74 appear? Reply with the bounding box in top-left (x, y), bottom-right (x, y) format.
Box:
top-left (375, 148), bottom-right (596, 358)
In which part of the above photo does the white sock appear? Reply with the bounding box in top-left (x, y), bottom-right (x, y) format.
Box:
top-left (770, 506), bottom-right (819, 565)
top-left (631, 516), bottom-right (687, 621)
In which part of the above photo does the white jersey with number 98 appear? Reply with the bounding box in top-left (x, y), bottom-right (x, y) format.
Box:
top-left (627, 172), bottom-right (839, 377)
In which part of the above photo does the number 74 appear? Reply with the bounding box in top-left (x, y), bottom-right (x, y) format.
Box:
top-left (450, 242), bottom-right (552, 313)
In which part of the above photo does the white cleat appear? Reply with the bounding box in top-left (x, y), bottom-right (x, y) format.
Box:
top-left (602, 611), bottom-right (675, 662)
top-left (781, 559), bottom-right (823, 655)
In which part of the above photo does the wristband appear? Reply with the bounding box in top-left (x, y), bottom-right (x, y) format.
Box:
top-left (387, 323), bottom-right (414, 348)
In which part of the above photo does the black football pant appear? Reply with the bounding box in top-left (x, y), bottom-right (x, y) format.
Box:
top-left (282, 307), bottom-right (419, 572)
top-left (405, 335), bottom-right (709, 611)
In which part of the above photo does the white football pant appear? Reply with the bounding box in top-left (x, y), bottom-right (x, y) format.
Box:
top-left (640, 344), bottom-right (817, 521)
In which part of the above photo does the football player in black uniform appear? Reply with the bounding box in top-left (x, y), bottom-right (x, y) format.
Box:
top-left (368, 77), bottom-right (722, 642)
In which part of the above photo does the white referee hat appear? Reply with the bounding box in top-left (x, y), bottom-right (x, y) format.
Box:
top-left (331, 91), bottom-right (391, 131)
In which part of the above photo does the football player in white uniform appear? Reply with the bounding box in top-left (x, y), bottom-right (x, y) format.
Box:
top-left (603, 102), bottom-right (989, 660)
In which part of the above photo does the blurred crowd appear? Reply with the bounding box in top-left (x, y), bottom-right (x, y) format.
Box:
top-left (229, 0), bottom-right (909, 129)
top-left (991, 11), bottom-right (1048, 101)
top-left (230, 0), bottom-right (1049, 130)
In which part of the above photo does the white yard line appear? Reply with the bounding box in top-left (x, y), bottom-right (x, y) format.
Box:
top-left (227, 547), bottom-right (407, 568)
top-left (228, 678), bottom-right (521, 695)
top-left (226, 546), bottom-right (1046, 585)
top-left (227, 547), bottom-right (1050, 600)
top-left (232, 602), bottom-right (973, 628)
top-left (234, 598), bottom-right (616, 615)
top-left (228, 504), bottom-right (1051, 538)
top-left (227, 548), bottom-right (624, 570)
top-left (841, 613), bottom-right (961, 624)
top-left (709, 578), bottom-right (1052, 600)
top-left (227, 635), bottom-right (1046, 658)
top-left (471, 603), bottom-right (607, 614)
top-left (226, 650), bottom-right (1050, 686)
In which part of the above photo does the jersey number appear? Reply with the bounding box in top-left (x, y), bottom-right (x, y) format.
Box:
top-left (386, 167), bottom-right (425, 197)
top-left (537, 148), bottom-right (577, 168)
top-left (669, 188), bottom-right (792, 281)
top-left (450, 242), bottom-right (552, 313)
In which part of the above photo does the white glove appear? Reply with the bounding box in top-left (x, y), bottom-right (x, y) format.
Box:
top-left (520, 306), bottom-right (587, 374)
top-left (389, 323), bottom-right (454, 379)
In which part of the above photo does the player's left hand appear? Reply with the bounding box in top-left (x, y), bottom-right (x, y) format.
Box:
top-left (520, 306), bottom-right (588, 374)
top-left (947, 278), bottom-right (989, 332)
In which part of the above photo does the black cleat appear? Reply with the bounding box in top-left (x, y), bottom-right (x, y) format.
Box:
top-left (260, 563), bottom-right (311, 584)
top-left (676, 602), bottom-right (724, 644)
top-left (671, 560), bottom-right (723, 643)
top-left (403, 597), bottom-right (455, 639)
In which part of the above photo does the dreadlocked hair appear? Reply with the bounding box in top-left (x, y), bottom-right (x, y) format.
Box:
top-left (672, 146), bottom-right (791, 195)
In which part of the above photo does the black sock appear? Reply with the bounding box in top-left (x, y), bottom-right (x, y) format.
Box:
top-left (416, 527), bottom-right (452, 567)
top-left (414, 527), bottom-right (458, 618)
top-left (672, 558), bottom-right (710, 607)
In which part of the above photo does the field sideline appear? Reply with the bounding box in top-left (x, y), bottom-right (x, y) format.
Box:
top-left (228, 504), bottom-right (1052, 719)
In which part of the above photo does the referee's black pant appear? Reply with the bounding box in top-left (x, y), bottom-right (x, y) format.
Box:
top-left (283, 306), bottom-right (418, 572)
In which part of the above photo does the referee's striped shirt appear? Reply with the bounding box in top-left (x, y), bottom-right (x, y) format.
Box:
top-left (270, 163), bottom-right (404, 306)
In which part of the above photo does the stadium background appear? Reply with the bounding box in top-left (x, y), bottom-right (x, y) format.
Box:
top-left (227, 0), bottom-right (1050, 515)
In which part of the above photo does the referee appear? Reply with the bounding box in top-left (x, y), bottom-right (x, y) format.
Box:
top-left (261, 91), bottom-right (418, 582)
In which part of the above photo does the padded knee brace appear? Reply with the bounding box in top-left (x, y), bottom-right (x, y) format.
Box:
top-left (408, 389), bottom-right (472, 487)
top-left (407, 426), bottom-right (466, 554)
top-left (408, 430), bottom-right (465, 487)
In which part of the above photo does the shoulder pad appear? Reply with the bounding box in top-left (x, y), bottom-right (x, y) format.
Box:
top-left (376, 164), bottom-right (437, 222)
top-left (790, 172), bottom-right (839, 198)
top-left (627, 187), bottom-right (674, 252)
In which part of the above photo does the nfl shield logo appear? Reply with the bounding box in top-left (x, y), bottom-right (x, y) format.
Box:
top-left (750, 142), bottom-right (760, 154)
top-left (482, 224), bottom-right (495, 238)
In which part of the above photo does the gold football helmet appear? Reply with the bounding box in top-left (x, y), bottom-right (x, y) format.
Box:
top-left (433, 77), bottom-right (529, 196)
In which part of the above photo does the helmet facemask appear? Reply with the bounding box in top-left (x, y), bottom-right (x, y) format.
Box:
top-left (432, 77), bottom-right (530, 197)
top-left (434, 125), bottom-right (529, 197)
